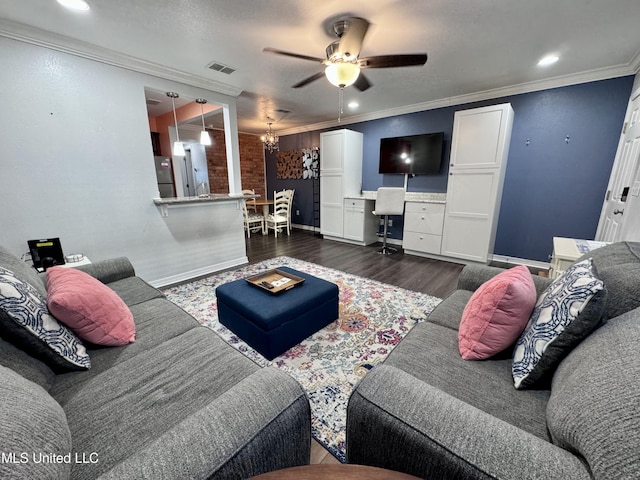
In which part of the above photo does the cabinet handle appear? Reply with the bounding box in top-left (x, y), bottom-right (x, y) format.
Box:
top-left (421, 216), bottom-right (425, 220)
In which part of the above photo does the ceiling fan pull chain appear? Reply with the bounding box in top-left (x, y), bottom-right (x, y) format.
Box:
top-left (338, 86), bottom-right (344, 122)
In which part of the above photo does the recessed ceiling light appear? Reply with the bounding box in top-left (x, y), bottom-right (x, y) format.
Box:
top-left (57, 0), bottom-right (90, 11)
top-left (348, 101), bottom-right (359, 109)
top-left (537, 55), bottom-right (559, 67)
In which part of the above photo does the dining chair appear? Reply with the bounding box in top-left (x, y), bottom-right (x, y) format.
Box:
top-left (242, 199), bottom-right (264, 237)
top-left (285, 189), bottom-right (295, 232)
top-left (242, 189), bottom-right (257, 212)
top-left (265, 190), bottom-right (290, 237)
top-left (372, 187), bottom-right (406, 254)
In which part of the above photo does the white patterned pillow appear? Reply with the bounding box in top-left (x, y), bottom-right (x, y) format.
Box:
top-left (0, 266), bottom-right (90, 371)
top-left (512, 258), bottom-right (606, 390)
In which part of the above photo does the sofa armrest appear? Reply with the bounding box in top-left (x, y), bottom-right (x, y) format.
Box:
top-left (73, 257), bottom-right (136, 284)
top-left (457, 264), bottom-right (552, 296)
top-left (95, 368), bottom-right (311, 480)
top-left (347, 365), bottom-right (590, 480)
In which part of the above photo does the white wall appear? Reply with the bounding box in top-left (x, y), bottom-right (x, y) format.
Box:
top-left (0, 37), bottom-right (247, 285)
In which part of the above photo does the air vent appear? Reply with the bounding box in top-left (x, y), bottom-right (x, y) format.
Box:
top-left (146, 98), bottom-right (163, 105)
top-left (206, 61), bottom-right (236, 75)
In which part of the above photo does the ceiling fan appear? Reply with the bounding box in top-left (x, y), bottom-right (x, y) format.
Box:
top-left (264, 17), bottom-right (427, 92)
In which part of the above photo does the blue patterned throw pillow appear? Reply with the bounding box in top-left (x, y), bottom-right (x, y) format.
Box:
top-left (0, 266), bottom-right (90, 371)
top-left (512, 258), bottom-right (606, 390)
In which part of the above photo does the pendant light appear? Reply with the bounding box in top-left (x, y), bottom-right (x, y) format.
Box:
top-left (261, 120), bottom-right (279, 153)
top-left (166, 92), bottom-right (185, 156)
top-left (195, 98), bottom-right (212, 146)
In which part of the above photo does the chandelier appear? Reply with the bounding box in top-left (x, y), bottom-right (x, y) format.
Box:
top-left (261, 121), bottom-right (279, 153)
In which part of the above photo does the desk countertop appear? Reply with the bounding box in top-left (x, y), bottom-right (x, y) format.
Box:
top-left (348, 191), bottom-right (446, 204)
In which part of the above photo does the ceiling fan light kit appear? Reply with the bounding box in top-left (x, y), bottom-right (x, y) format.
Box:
top-left (325, 62), bottom-right (360, 88)
top-left (264, 15), bottom-right (427, 94)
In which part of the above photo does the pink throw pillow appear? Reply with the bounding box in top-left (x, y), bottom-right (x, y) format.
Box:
top-left (46, 267), bottom-right (135, 346)
top-left (458, 266), bottom-right (536, 360)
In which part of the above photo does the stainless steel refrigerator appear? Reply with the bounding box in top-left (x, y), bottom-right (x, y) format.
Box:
top-left (154, 156), bottom-right (176, 198)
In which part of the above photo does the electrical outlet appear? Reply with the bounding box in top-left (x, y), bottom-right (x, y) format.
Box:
top-left (388, 219), bottom-right (393, 227)
top-left (296, 209), bottom-right (300, 215)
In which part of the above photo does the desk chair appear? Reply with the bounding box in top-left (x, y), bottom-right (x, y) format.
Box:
top-left (372, 187), bottom-right (405, 254)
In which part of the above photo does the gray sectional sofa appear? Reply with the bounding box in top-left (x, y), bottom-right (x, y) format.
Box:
top-left (347, 241), bottom-right (640, 479)
top-left (0, 246), bottom-right (311, 479)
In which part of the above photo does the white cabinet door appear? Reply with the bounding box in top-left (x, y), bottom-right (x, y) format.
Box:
top-left (320, 130), bottom-right (345, 173)
top-left (450, 105), bottom-right (512, 170)
top-left (442, 103), bottom-right (513, 263)
top-left (441, 169), bottom-right (501, 262)
top-left (343, 200), bottom-right (365, 241)
top-left (320, 174), bottom-right (344, 237)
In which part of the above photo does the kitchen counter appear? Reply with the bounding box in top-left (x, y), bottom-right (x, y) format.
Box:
top-left (153, 193), bottom-right (257, 217)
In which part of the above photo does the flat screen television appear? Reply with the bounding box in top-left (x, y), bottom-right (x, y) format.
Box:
top-left (379, 132), bottom-right (445, 175)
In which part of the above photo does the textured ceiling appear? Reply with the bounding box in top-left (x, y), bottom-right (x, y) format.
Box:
top-left (1, 0), bottom-right (639, 135)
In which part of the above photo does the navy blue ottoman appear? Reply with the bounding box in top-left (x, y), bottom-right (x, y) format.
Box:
top-left (215, 266), bottom-right (339, 360)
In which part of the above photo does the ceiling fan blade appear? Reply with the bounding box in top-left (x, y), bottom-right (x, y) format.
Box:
top-left (338, 17), bottom-right (369, 60)
top-left (263, 47), bottom-right (325, 63)
top-left (353, 72), bottom-right (372, 92)
top-left (292, 71), bottom-right (326, 88)
top-left (359, 54), bottom-right (428, 69)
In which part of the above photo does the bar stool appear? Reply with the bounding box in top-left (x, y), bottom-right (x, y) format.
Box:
top-left (372, 187), bottom-right (406, 254)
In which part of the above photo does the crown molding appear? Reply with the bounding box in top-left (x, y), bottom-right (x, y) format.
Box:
top-left (277, 63), bottom-right (637, 136)
top-left (0, 18), bottom-right (243, 97)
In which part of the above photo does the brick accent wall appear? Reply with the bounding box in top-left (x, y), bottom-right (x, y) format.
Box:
top-left (205, 129), bottom-right (266, 198)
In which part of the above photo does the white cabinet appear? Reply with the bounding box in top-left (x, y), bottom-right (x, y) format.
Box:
top-left (441, 103), bottom-right (514, 263)
top-left (402, 202), bottom-right (445, 256)
top-left (320, 129), bottom-right (364, 241)
top-left (344, 198), bottom-right (378, 245)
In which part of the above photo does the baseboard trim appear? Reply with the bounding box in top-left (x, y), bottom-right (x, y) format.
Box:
top-left (149, 256), bottom-right (248, 288)
top-left (291, 223), bottom-right (318, 233)
top-left (490, 254), bottom-right (550, 271)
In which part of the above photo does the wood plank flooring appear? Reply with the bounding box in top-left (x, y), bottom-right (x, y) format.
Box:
top-left (245, 230), bottom-right (464, 299)
top-left (245, 230), bottom-right (465, 464)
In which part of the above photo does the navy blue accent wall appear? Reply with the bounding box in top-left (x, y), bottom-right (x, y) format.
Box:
top-left (266, 76), bottom-right (634, 261)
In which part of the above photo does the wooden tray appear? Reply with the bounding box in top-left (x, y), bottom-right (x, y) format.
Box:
top-left (245, 269), bottom-right (305, 294)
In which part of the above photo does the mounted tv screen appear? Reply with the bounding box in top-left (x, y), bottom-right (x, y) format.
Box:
top-left (379, 132), bottom-right (445, 175)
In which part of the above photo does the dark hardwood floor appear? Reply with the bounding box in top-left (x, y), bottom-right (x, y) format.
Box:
top-left (245, 229), bottom-right (465, 299)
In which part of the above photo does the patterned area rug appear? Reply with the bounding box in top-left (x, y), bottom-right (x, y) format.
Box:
top-left (162, 256), bottom-right (441, 462)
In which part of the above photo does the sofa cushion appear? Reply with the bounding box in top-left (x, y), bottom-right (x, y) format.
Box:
top-left (0, 365), bottom-right (72, 479)
top-left (46, 266), bottom-right (135, 346)
top-left (0, 245), bottom-right (47, 298)
top-left (51, 297), bottom-right (199, 394)
top-left (512, 259), bottom-right (606, 390)
top-left (577, 241), bottom-right (640, 320)
top-left (426, 290), bottom-right (472, 331)
top-left (56, 327), bottom-right (262, 478)
top-left (459, 266), bottom-right (536, 360)
top-left (386, 321), bottom-right (551, 441)
top-left (105, 276), bottom-right (165, 307)
top-left (0, 266), bottom-right (90, 372)
top-left (547, 306), bottom-right (640, 479)
top-left (0, 337), bottom-right (55, 391)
